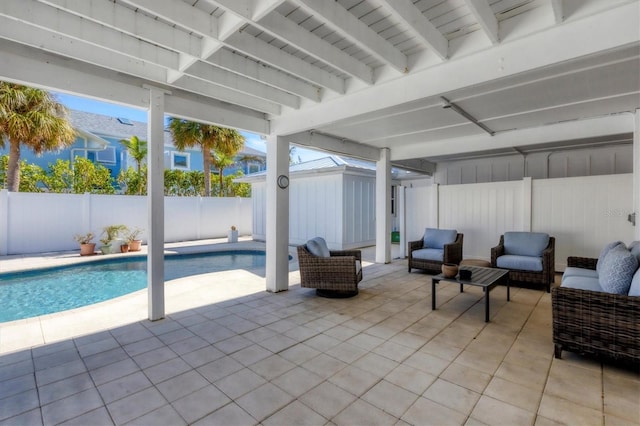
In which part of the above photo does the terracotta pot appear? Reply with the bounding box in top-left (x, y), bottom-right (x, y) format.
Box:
top-left (441, 263), bottom-right (458, 278)
top-left (128, 240), bottom-right (142, 251)
top-left (120, 244), bottom-right (130, 253)
top-left (79, 243), bottom-right (96, 256)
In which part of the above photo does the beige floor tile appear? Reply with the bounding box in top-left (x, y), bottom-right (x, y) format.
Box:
top-left (192, 402), bottom-right (257, 426)
top-left (384, 364), bottom-right (436, 396)
top-left (372, 340), bottom-right (416, 362)
top-left (298, 381), bottom-right (357, 419)
top-left (301, 353), bottom-right (348, 379)
top-left (470, 395), bottom-right (535, 426)
top-left (332, 398), bottom-right (399, 425)
top-left (263, 400), bottom-right (327, 426)
top-left (403, 351), bottom-right (450, 376)
top-left (271, 366), bottom-right (324, 397)
top-left (402, 396), bottom-right (467, 426)
top-left (235, 382), bottom-right (294, 422)
top-left (423, 378), bottom-right (481, 416)
top-left (454, 349), bottom-right (503, 375)
top-left (484, 376), bottom-right (541, 413)
top-left (604, 413), bottom-right (640, 426)
top-left (352, 352), bottom-right (399, 377)
top-left (325, 341), bottom-right (368, 364)
top-left (361, 380), bottom-right (419, 418)
top-left (279, 343), bottom-right (321, 365)
top-left (533, 415), bottom-right (565, 426)
top-left (328, 364), bottom-right (380, 397)
top-left (214, 368), bottom-right (267, 399)
top-left (494, 361), bottom-right (549, 393)
top-left (603, 373), bottom-right (640, 423)
top-left (538, 394), bottom-right (603, 426)
top-left (440, 362), bottom-right (492, 394)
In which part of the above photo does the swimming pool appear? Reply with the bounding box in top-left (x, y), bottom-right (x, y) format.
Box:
top-left (0, 250), bottom-right (266, 323)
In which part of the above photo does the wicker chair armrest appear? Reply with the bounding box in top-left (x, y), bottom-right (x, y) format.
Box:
top-left (330, 250), bottom-right (362, 262)
top-left (542, 237), bottom-right (555, 274)
top-left (408, 240), bottom-right (423, 251)
top-left (443, 233), bottom-right (463, 264)
top-left (490, 243), bottom-right (504, 267)
top-left (567, 256), bottom-right (597, 270)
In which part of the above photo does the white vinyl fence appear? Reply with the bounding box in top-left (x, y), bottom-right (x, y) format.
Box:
top-left (404, 174), bottom-right (635, 270)
top-left (0, 190), bottom-right (252, 255)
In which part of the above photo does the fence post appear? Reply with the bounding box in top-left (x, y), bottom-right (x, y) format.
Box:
top-left (82, 192), bottom-right (92, 233)
top-left (523, 177), bottom-right (532, 231)
top-left (0, 189), bottom-right (8, 255)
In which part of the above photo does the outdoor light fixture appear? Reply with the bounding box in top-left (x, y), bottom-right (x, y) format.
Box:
top-left (277, 175), bottom-right (289, 189)
top-left (441, 96), bottom-right (495, 136)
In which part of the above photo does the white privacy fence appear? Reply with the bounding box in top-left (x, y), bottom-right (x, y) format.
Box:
top-left (0, 190), bottom-right (252, 255)
top-left (404, 174), bottom-right (635, 270)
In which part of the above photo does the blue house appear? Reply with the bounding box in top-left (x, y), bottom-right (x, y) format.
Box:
top-left (1, 109), bottom-right (266, 183)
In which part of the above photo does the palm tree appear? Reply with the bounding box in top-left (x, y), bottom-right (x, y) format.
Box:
top-left (211, 151), bottom-right (236, 196)
top-left (0, 82), bottom-right (76, 192)
top-left (120, 135), bottom-right (147, 194)
top-left (168, 118), bottom-right (245, 196)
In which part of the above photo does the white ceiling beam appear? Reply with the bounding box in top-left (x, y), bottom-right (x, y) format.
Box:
top-left (38, 0), bottom-right (202, 58)
top-left (251, 0), bottom-right (287, 20)
top-left (462, 0), bottom-right (499, 44)
top-left (0, 39), bottom-right (269, 134)
top-left (271, 2), bottom-right (640, 136)
top-left (0, 16), bottom-right (281, 115)
top-left (258, 12), bottom-right (373, 84)
top-left (378, 0), bottom-right (448, 60)
top-left (186, 61), bottom-right (300, 109)
top-left (228, 31), bottom-right (345, 94)
top-left (207, 49), bottom-right (321, 102)
top-left (292, 0), bottom-right (408, 73)
top-left (551, 0), bottom-right (564, 23)
top-left (282, 131), bottom-right (381, 162)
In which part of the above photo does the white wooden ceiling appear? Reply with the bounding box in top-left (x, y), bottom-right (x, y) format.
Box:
top-left (0, 0), bottom-right (638, 168)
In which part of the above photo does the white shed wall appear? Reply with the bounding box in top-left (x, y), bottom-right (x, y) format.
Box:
top-left (343, 174), bottom-right (376, 249)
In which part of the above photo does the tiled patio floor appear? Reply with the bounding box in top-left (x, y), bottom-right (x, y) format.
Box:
top-left (0, 241), bottom-right (638, 425)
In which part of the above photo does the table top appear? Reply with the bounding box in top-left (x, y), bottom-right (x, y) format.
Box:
top-left (433, 265), bottom-right (509, 287)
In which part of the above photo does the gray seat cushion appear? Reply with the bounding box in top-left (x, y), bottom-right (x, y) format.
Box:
top-left (503, 232), bottom-right (549, 257)
top-left (496, 254), bottom-right (543, 272)
top-left (561, 276), bottom-right (605, 293)
top-left (412, 248), bottom-right (444, 261)
top-left (561, 267), bottom-right (599, 283)
top-left (596, 240), bottom-right (625, 273)
top-left (423, 228), bottom-right (457, 249)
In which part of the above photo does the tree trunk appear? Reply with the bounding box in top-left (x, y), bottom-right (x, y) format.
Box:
top-left (6, 139), bottom-right (21, 192)
top-left (203, 148), bottom-right (211, 197)
top-left (219, 169), bottom-right (224, 196)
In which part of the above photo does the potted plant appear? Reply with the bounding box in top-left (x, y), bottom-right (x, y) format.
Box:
top-left (100, 224), bottom-right (127, 254)
top-left (74, 232), bottom-right (96, 256)
top-left (126, 227), bottom-right (143, 252)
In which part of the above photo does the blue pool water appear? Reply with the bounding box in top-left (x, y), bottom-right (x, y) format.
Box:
top-left (0, 250), bottom-right (266, 323)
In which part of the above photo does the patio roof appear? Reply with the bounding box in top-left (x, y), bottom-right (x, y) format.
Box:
top-left (0, 0), bottom-right (637, 168)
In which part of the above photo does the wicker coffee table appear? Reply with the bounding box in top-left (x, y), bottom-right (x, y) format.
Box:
top-left (432, 265), bottom-right (510, 322)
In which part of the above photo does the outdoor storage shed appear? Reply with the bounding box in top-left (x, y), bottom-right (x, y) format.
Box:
top-left (237, 156), bottom-right (377, 250)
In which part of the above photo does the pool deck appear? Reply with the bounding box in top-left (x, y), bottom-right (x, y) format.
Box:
top-left (1, 239), bottom-right (639, 425)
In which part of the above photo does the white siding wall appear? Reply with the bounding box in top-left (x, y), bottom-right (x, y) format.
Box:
top-left (403, 174), bottom-right (635, 270)
top-left (343, 174), bottom-right (376, 249)
top-left (1, 191), bottom-right (252, 255)
top-left (532, 174), bottom-right (634, 264)
top-left (251, 182), bottom-right (267, 240)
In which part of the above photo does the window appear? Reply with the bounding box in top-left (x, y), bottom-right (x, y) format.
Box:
top-left (96, 146), bottom-right (116, 164)
top-left (171, 152), bottom-right (190, 170)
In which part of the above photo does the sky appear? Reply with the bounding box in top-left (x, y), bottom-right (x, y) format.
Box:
top-left (54, 92), bottom-right (327, 163)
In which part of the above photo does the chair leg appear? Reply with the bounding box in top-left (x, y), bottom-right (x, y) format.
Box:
top-left (554, 343), bottom-right (563, 359)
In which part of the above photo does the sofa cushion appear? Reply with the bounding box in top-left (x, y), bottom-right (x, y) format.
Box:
top-left (598, 245), bottom-right (638, 294)
top-left (561, 276), bottom-right (605, 293)
top-left (628, 267), bottom-right (640, 296)
top-left (561, 267), bottom-right (599, 283)
top-left (503, 232), bottom-right (549, 257)
top-left (496, 254), bottom-right (543, 272)
top-left (596, 240), bottom-right (624, 274)
top-left (412, 248), bottom-right (444, 261)
top-left (423, 228), bottom-right (457, 249)
top-left (306, 237), bottom-right (330, 257)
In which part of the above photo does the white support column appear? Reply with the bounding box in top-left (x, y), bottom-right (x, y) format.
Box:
top-left (398, 185), bottom-right (406, 259)
top-left (265, 135), bottom-right (289, 292)
top-left (634, 109), bottom-right (640, 240)
top-left (376, 148), bottom-right (391, 263)
top-left (147, 86), bottom-right (168, 321)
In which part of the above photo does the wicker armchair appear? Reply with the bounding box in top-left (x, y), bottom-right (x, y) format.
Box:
top-left (408, 233), bottom-right (464, 274)
top-left (552, 256), bottom-right (640, 366)
top-left (491, 234), bottom-right (555, 292)
top-left (297, 244), bottom-right (362, 297)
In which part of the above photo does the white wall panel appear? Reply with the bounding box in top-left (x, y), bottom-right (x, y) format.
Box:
top-left (405, 185), bottom-right (437, 243)
top-left (2, 191), bottom-right (252, 255)
top-left (252, 182), bottom-right (266, 240)
top-left (439, 181), bottom-right (525, 261)
top-left (532, 174), bottom-right (634, 269)
top-left (343, 174), bottom-right (375, 248)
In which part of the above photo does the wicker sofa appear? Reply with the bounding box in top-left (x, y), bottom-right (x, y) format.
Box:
top-left (552, 255), bottom-right (640, 365)
top-left (408, 229), bottom-right (463, 274)
top-left (491, 232), bottom-right (555, 292)
top-left (297, 238), bottom-right (362, 297)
